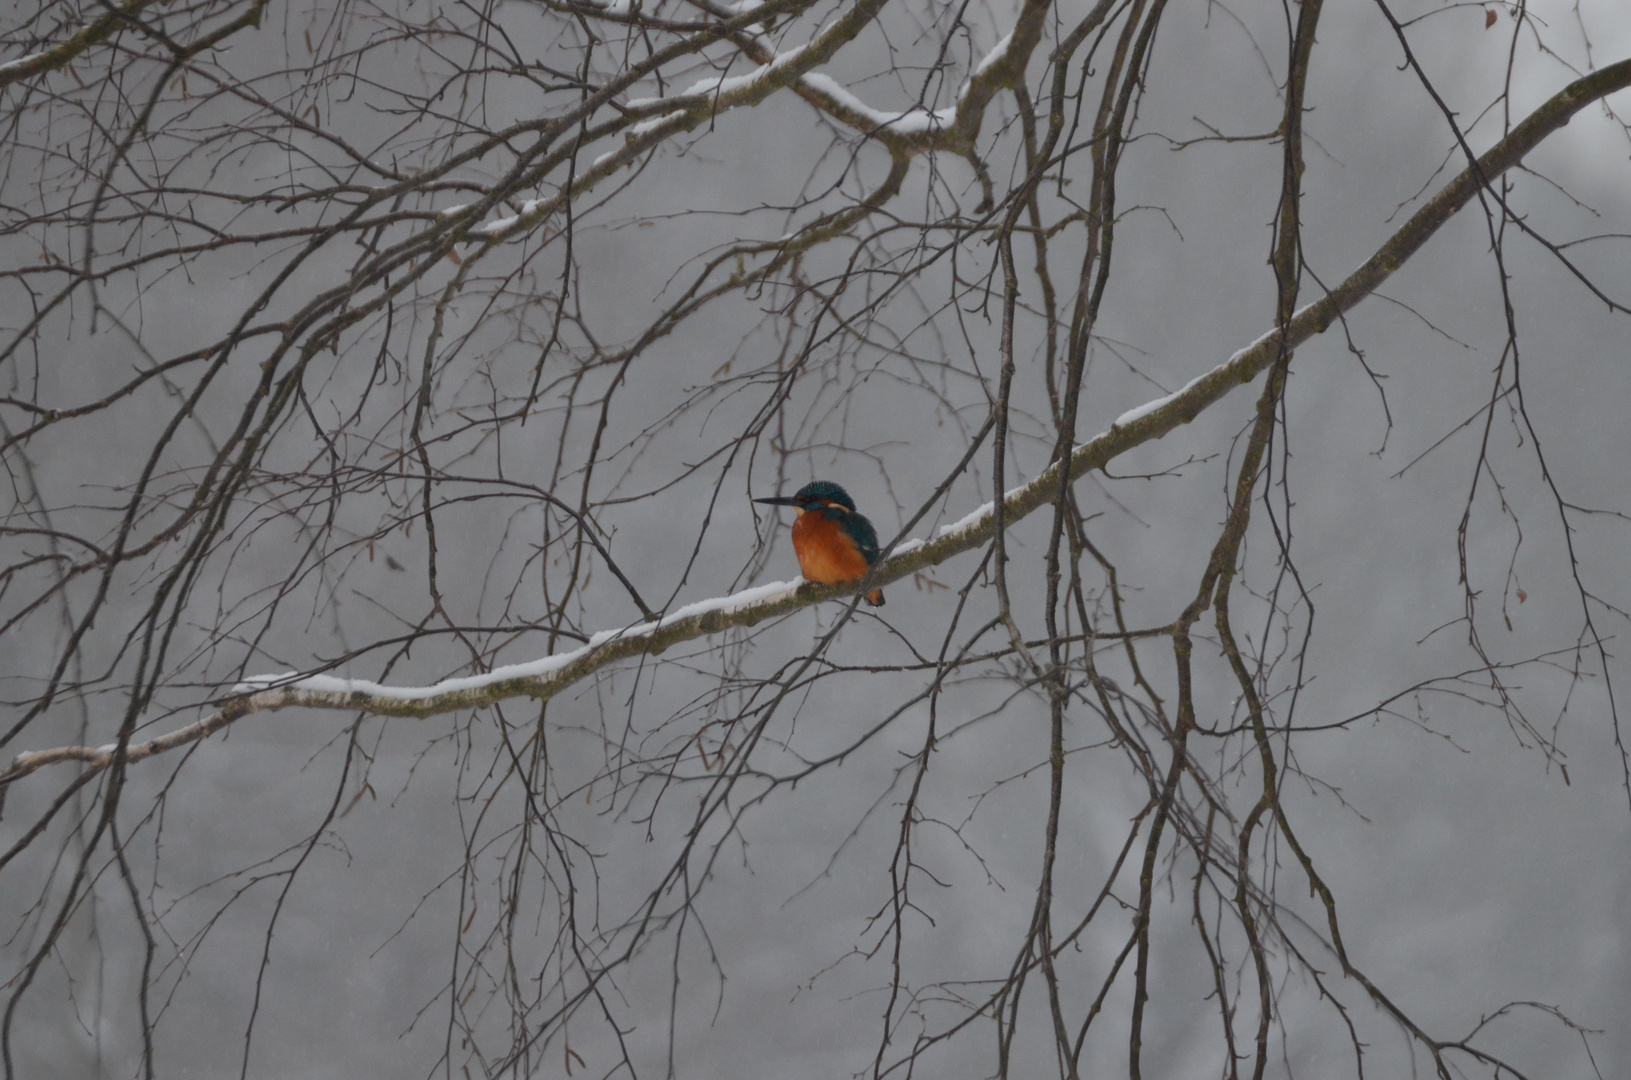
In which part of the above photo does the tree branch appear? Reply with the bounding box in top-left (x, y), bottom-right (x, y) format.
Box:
top-left (5, 54), bottom-right (1629, 789)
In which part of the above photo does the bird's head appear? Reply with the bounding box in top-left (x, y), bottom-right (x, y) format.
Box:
top-left (753, 480), bottom-right (857, 514)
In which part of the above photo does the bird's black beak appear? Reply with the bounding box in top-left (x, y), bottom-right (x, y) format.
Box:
top-left (753, 496), bottom-right (802, 507)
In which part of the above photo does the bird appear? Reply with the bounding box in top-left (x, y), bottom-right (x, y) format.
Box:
top-left (754, 480), bottom-right (886, 606)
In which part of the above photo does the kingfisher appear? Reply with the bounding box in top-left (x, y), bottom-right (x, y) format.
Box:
top-left (754, 481), bottom-right (886, 606)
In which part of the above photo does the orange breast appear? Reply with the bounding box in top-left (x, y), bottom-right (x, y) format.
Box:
top-left (790, 512), bottom-right (871, 585)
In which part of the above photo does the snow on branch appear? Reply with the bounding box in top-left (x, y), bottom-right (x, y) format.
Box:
top-left (478, 0), bottom-right (1043, 241)
top-left (474, 0), bottom-right (895, 242)
top-left (5, 56), bottom-right (1630, 791)
top-left (783, 6), bottom-right (1033, 144)
top-left (0, 0), bottom-right (161, 89)
top-left (797, 72), bottom-right (956, 135)
top-left (0, 0), bottom-right (271, 91)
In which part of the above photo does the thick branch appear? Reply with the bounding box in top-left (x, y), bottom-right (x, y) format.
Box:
top-left (0, 0), bottom-right (168, 90)
top-left (5, 55), bottom-right (1629, 788)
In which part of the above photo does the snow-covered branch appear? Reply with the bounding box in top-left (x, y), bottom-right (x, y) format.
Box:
top-left (475, 0), bottom-right (898, 242)
top-left (477, 0), bottom-right (1050, 241)
top-left (0, 0), bottom-right (162, 89)
top-left (5, 54), bottom-right (1629, 792)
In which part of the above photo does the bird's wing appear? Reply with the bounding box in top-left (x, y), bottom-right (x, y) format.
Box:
top-left (848, 514), bottom-right (882, 565)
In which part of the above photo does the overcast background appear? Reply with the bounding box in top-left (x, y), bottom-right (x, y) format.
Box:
top-left (2, 0), bottom-right (1630, 1076)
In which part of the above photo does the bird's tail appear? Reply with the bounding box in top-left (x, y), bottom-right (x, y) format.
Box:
top-left (864, 589), bottom-right (885, 607)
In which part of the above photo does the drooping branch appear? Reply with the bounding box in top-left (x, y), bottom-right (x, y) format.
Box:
top-left (4, 54), bottom-right (1629, 790)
